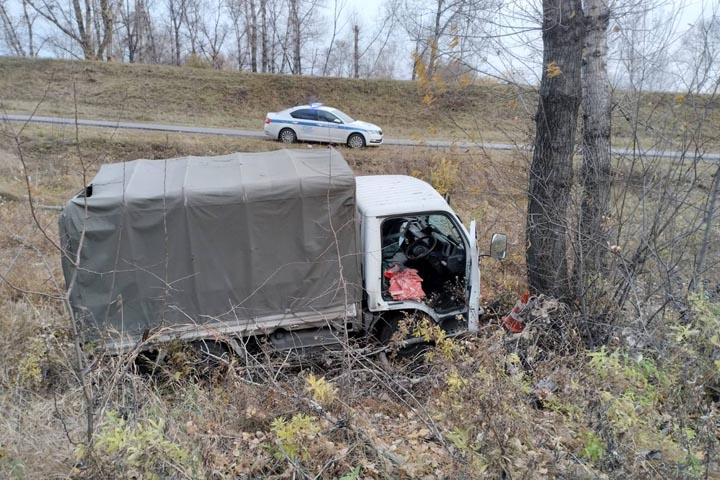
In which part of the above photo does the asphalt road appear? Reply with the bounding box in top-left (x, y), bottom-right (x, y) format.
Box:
top-left (4, 113), bottom-right (719, 162)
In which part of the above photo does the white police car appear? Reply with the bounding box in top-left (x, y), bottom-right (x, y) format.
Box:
top-left (264, 104), bottom-right (383, 148)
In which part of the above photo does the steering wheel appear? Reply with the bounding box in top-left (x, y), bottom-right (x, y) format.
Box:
top-left (405, 235), bottom-right (438, 260)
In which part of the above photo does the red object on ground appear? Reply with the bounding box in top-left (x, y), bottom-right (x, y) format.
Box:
top-left (502, 291), bottom-right (531, 333)
top-left (385, 265), bottom-right (426, 301)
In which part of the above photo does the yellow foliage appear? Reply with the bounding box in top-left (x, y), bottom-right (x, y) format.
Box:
top-left (271, 414), bottom-right (321, 460)
top-left (411, 317), bottom-right (460, 360)
top-left (305, 374), bottom-right (337, 405)
top-left (429, 157), bottom-right (458, 196)
top-left (446, 369), bottom-right (468, 394)
top-left (17, 336), bottom-right (45, 387)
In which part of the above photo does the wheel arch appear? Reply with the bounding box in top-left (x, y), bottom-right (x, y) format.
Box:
top-left (369, 309), bottom-right (432, 339)
top-left (346, 130), bottom-right (367, 145)
top-left (278, 126), bottom-right (297, 140)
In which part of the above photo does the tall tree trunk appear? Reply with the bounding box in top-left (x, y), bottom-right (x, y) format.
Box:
top-left (174, 28), bottom-right (181, 64)
top-left (260, 0), bottom-right (268, 72)
top-left (693, 163), bottom-right (720, 290)
top-left (577, 0), bottom-right (611, 298)
top-left (169, 0), bottom-right (183, 66)
top-left (98, 0), bottom-right (113, 60)
top-left (289, 0), bottom-right (301, 74)
top-left (411, 35), bottom-right (421, 81)
top-left (71, 0), bottom-right (93, 59)
top-left (22, 0), bottom-right (34, 56)
top-left (249, 0), bottom-right (258, 72)
top-left (353, 24), bottom-right (360, 78)
top-left (526, 0), bottom-right (584, 299)
top-left (427, 0), bottom-right (443, 79)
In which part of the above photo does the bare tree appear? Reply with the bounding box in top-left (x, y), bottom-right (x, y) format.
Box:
top-left (22, 0), bottom-right (37, 55)
top-left (118, 0), bottom-right (150, 62)
top-left (199, 0), bottom-right (228, 68)
top-left (400, 0), bottom-right (495, 80)
top-left (227, 0), bottom-right (246, 69)
top-left (26, 0), bottom-right (115, 59)
top-left (183, 0), bottom-right (202, 55)
top-left (167, 0), bottom-right (187, 64)
top-left (321, 0), bottom-right (346, 76)
top-left (526, 0), bottom-right (584, 298)
top-left (0, 0), bottom-right (25, 55)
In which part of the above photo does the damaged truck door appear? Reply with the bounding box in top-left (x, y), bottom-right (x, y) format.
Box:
top-left (60, 150), bottom-right (504, 354)
top-left (356, 176), bottom-right (483, 342)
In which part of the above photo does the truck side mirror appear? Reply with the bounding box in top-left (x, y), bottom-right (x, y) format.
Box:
top-left (490, 233), bottom-right (507, 260)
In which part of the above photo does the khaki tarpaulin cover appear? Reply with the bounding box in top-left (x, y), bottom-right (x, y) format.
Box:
top-left (59, 149), bottom-right (361, 342)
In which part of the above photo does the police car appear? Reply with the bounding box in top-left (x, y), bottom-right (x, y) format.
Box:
top-left (264, 104), bottom-right (383, 148)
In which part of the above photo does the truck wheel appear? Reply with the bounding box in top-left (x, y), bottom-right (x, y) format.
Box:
top-left (279, 128), bottom-right (297, 144)
top-left (191, 340), bottom-right (230, 370)
top-left (347, 133), bottom-right (365, 149)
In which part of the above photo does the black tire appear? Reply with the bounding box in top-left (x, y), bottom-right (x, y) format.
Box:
top-left (347, 132), bottom-right (366, 149)
top-left (279, 128), bottom-right (297, 144)
top-left (191, 340), bottom-right (230, 370)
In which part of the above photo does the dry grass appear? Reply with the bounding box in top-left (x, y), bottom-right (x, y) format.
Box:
top-left (0, 123), bottom-right (525, 479)
top-left (1, 116), bottom-right (719, 478)
top-left (3, 57), bottom-right (719, 148)
top-left (0, 57), bottom-right (528, 143)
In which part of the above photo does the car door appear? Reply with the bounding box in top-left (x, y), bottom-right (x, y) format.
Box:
top-left (316, 110), bottom-right (344, 143)
top-left (289, 109), bottom-right (320, 141)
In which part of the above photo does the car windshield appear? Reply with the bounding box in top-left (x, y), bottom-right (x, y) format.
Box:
top-left (330, 109), bottom-right (354, 123)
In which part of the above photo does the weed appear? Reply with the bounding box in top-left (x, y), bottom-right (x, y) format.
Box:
top-left (82, 410), bottom-right (200, 479)
top-left (579, 432), bottom-right (605, 464)
top-left (270, 413), bottom-right (321, 461)
top-left (305, 374), bottom-right (337, 405)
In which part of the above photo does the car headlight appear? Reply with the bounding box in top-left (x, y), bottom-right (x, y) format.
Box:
top-left (375, 130), bottom-right (383, 135)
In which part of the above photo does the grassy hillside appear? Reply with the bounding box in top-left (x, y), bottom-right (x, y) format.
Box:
top-left (0, 56), bottom-right (530, 142)
top-left (3, 56), bottom-right (718, 148)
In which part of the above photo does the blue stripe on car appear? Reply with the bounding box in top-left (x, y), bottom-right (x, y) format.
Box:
top-left (271, 118), bottom-right (373, 133)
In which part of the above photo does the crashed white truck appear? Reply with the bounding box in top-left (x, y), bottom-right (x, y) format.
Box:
top-left (59, 149), bottom-right (506, 355)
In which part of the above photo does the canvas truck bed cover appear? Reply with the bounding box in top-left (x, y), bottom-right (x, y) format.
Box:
top-left (59, 149), bottom-right (361, 345)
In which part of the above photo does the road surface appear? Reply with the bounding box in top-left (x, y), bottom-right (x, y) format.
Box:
top-left (4, 113), bottom-right (719, 162)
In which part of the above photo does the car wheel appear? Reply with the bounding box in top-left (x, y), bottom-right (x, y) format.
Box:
top-left (279, 128), bottom-right (297, 144)
top-left (347, 133), bottom-right (365, 149)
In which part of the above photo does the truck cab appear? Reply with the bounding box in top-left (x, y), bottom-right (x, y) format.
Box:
top-left (356, 176), bottom-right (481, 339)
